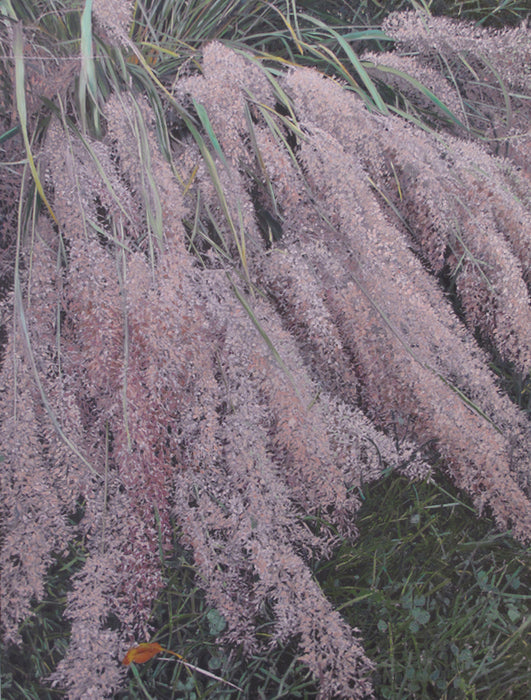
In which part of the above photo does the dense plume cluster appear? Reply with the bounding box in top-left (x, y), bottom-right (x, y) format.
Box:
top-left (1, 9), bottom-right (530, 698)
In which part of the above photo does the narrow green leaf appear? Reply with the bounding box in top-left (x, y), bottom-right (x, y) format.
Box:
top-left (0, 124), bottom-right (21, 144)
top-left (80, 0), bottom-right (98, 133)
top-left (192, 98), bottom-right (227, 167)
top-left (13, 23), bottom-right (58, 224)
top-left (14, 273), bottom-right (100, 478)
top-left (365, 61), bottom-right (467, 129)
top-left (228, 275), bottom-right (303, 404)
top-left (299, 13), bottom-right (389, 115)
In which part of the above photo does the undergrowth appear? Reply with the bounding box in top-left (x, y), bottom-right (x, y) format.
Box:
top-left (322, 473), bottom-right (531, 699)
top-left (3, 473), bottom-right (530, 699)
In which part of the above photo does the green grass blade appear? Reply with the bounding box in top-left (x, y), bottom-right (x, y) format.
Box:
top-left (13, 23), bottom-right (58, 225)
top-left (80, 0), bottom-right (98, 133)
top-left (192, 98), bottom-right (228, 167)
top-left (13, 273), bottom-right (100, 478)
top-left (299, 13), bottom-right (389, 114)
top-left (364, 61), bottom-right (467, 129)
top-left (0, 124), bottom-right (21, 143)
top-left (228, 274), bottom-right (303, 403)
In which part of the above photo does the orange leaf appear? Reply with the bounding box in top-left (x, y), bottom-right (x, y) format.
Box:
top-left (122, 642), bottom-right (164, 665)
